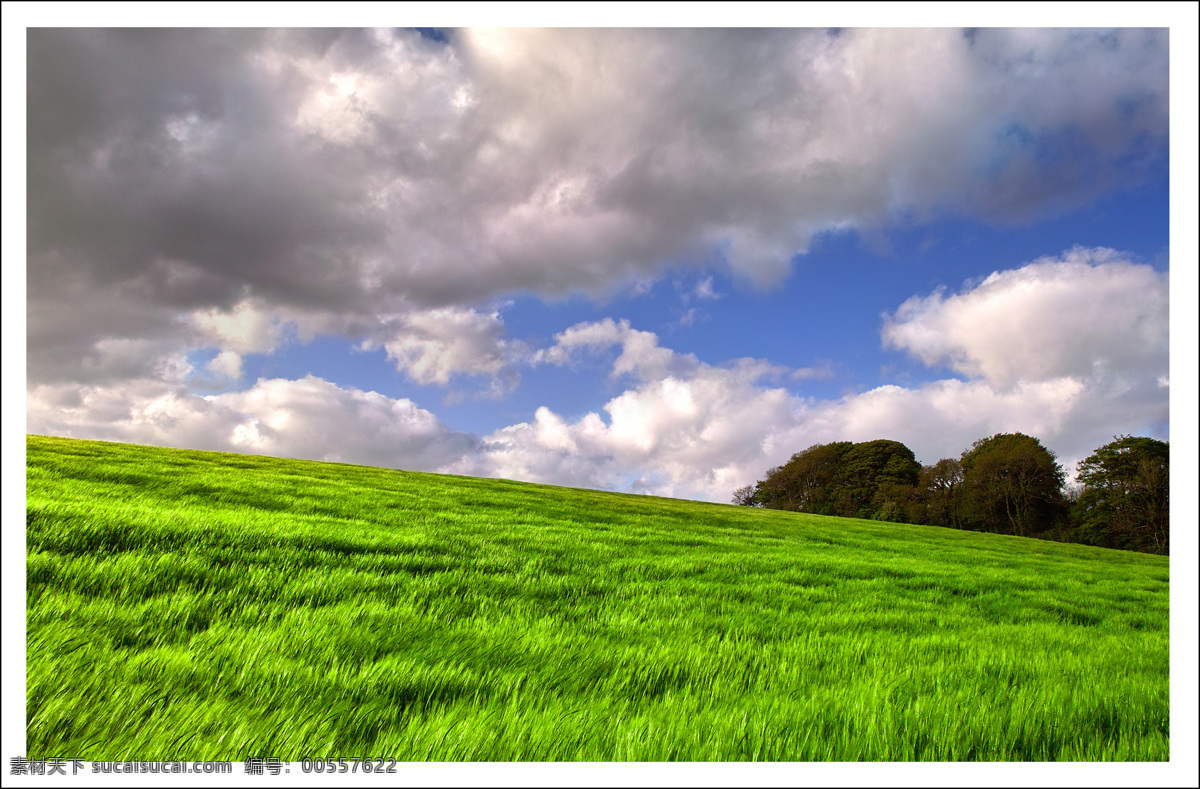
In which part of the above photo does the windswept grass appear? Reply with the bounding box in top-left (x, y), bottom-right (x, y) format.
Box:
top-left (26, 435), bottom-right (1168, 760)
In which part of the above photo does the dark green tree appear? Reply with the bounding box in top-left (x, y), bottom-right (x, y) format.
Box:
top-left (731, 485), bottom-right (759, 507)
top-left (1074, 436), bottom-right (1169, 554)
top-left (836, 439), bottom-right (922, 520)
top-left (754, 442), bottom-right (852, 513)
top-left (921, 457), bottom-right (965, 528)
top-left (960, 433), bottom-right (1067, 536)
top-left (752, 440), bottom-right (920, 520)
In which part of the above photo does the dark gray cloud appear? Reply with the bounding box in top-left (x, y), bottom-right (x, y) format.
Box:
top-left (26, 28), bottom-right (1169, 387)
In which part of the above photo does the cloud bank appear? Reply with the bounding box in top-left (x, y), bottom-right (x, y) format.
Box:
top-left (27, 247), bottom-right (1169, 501)
top-left (449, 249), bottom-right (1168, 499)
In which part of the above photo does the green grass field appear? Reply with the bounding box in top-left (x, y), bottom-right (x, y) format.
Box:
top-left (25, 434), bottom-right (1169, 761)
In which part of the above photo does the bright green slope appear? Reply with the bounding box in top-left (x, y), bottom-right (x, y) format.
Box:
top-left (25, 434), bottom-right (1169, 761)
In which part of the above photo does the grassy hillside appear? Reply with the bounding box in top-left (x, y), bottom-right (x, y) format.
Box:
top-left (25, 434), bottom-right (1169, 761)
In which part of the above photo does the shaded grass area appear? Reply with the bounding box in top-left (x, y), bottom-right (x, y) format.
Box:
top-left (26, 435), bottom-right (1168, 760)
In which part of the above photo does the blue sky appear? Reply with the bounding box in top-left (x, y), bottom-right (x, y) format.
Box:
top-left (3, 10), bottom-right (1199, 784)
top-left (7, 19), bottom-right (1193, 504)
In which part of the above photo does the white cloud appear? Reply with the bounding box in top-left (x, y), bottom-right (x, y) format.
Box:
top-left (692, 277), bottom-right (719, 301)
top-left (447, 360), bottom-right (800, 500)
top-left (791, 364), bottom-right (835, 382)
top-left (882, 247), bottom-right (1169, 388)
top-left (366, 305), bottom-right (527, 393)
top-left (28, 378), bottom-right (241, 456)
top-left (206, 350), bottom-right (243, 380)
top-left (188, 301), bottom-right (290, 355)
top-left (220, 376), bottom-right (477, 467)
top-left (186, 299), bottom-right (528, 395)
top-left (672, 308), bottom-right (702, 330)
top-left (27, 375), bottom-right (477, 472)
top-left (535, 318), bottom-right (700, 381)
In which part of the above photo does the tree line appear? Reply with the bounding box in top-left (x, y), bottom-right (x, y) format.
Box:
top-left (732, 433), bottom-right (1169, 555)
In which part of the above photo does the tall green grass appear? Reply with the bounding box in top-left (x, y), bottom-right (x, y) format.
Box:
top-left (25, 435), bottom-right (1169, 760)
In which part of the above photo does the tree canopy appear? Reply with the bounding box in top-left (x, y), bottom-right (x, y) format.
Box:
top-left (753, 439), bottom-right (920, 520)
top-left (921, 457), bottom-right (964, 529)
top-left (959, 433), bottom-right (1067, 536)
top-left (1075, 436), bottom-right (1169, 554)
top-left (754, 441), bottom-right (851, 513)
